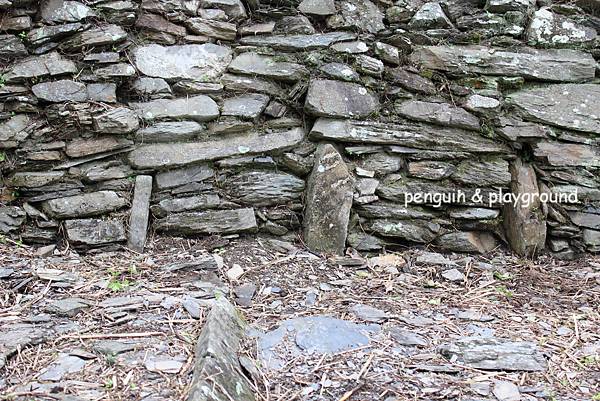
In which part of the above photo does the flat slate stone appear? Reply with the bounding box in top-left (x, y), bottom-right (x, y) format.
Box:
top-left (298, 0), bottom-right (335, 15)
top-left (4, 52), bottom-right (77, 82)
top-left (155, 208), bottom-right (258, 235)
top-left (28, 23), bottom-right (85, 45)
top-left (127, 175), bottom-right (152, 252)
top-left (228, 52), bottom-right (309, 81)
top-left (32, 80), bottom-right (88, 102)
top-left (305, 79), bottom-right (379, 119)
top-left (367, 219), bottom-right (441, 243)
top-left (240, 31), bottom-right (356, 50)
top-left (395, 100), bottom-right (480, 131)
top-left (222, 93), bottom-right (270, 120)
top-left (65, 136), bottom-right (132, 158)
top-left (128, 127), bottom-right (305, 169)
top-left (93, 107), bottom-right (139, 134)
top-left (310, 118), bottom-right (509, 153)
top-left (304, 144), bottom-right (353, 255)
top-left (131, 96), bottom-right (219, 122)
top-left (7, 171), bottom-right (65, 188)
top-left (65, 218), bottom-right (127, 245)
top-left (42, 191), bottom-right (127, 218)
top-left (507, 84), bottom-right (600, 134)
top-left (41, 0), bottom-right (95, 23)
top-left (0, 34), bottom-right (27, 60)
top-left (439, 336), bottom-right (547, 371)
top-left (533, 141), bottom-right (600, 167)
top-left (412, 45), bottom-right (596, 82)
top-left (436, 231), bottom-right (499, 254)
top-left (151, 194), bottom-right (221, 217)
top-left (61, 24), bottom-right (127, 50)
top-left (154, 164), bottom-right (214, 190)
top-left (223, 170), bottom-right (305, 207)
top-left (527, 7), bottom-right (597, 47)
top-left (132, 44), bottom-right (232, 82)
top-left (258, 316), bottom-right (378, 370)
top-left (0, 206), bottom-right (26, 234)
top-left (135, 121), bottom-right (205, 143)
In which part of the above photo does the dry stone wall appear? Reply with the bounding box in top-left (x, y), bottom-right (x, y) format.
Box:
top-left (0, 0), bottom-right (599, 258)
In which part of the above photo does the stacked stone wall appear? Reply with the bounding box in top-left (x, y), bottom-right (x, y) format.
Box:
top-left (0, 0), bottom-right (599, 258)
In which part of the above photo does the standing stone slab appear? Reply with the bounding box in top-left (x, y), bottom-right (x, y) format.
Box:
top-left (187, 297), bottom-right (254, 401)
top-left (155, 208), bottom-right (257, 235)
top-left (42, 191), bottom-right (127, 218)
top-left (127, 175), bottom-right (152, 252)
top-left (504, 159), bottom-right (546, 257)
top-left (507, 84), bottom-right (600, 134)
top-left (132, 44), bottom-right (232, 82)
top-left (128, 128), bottom-right (305, 169)
top-left (305, 79), bottom-right (379, 119)
top-left (65, 218), bottom-right (126, 246)
top-left (304, 144), bottom-right (353, 255)
top-left (411, 45), bottom-right (596, 82)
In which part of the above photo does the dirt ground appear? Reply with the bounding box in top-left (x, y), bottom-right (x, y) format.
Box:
top-left (1, 236), bottom-right (599, 401)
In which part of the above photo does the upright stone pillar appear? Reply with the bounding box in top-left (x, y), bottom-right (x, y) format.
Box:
top-left (503, 158), bottom-right (546, 257)
top-left (127, 175), bottom-right (152, 252)
top-left (304, 144), bottom-right (354, 255)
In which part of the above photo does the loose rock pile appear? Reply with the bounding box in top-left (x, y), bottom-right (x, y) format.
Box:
top-left (0, 0), bottom-right (599, 257)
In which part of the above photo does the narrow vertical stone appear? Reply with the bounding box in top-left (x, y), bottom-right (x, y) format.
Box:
top-left (304, 144), bottom-right (354, 255)
top-left (127, 175), bottom-right (152, 252)
top-left (503, 159), bottom-right (546, 257)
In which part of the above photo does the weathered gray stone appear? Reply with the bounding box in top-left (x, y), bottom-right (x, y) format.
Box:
top-left (464, 94), bottom-right (501, 115)
top-left (0, 206), bottom-right (25, 234)
top-left (131, 96), bottom-right (219, 122)
top-left (0, 114), bottom-right (31, 149)
top-left (395, 100), bottom-right (480, 131)
top-left (187, 297), bottom-right (254, 401)
top-left (452, 158), bottom-right (511, 187)
top-left (356, 201), bottom-right (438, 220)
top-left (45, 297), bottom-right (91, 317)
top-left (527, 7), bottom-right (597, 47)
top-left (349, 303), bottom-right (388, 322)
top-left (240, 31), bottom-right (356, 50)
top-left (131, 77), bottom-right (172, 98)
top-left (0, 324), bottom-right (54, 370)
top-left (223, 171), bottom-right (305, 207)
top-left (533, 142), bottom-right (600, 167)
top-left (569, 212), bottom-right (600, 229)
top-left (228, 52), bottom-right (309, 82)
top-left (128, 128), bottom-right (304, 169)
top-left (87, 83), bottom-right (117, 102)
top-left (320, 62), bottom-right (360, 82)
top-left (450, 208), bottom-right (500, 220)
top-left (65, 136), bottom-right (132, 158)
top-left (258, 316), bottom-right (378, 370)
top-left (299, 0), bottom-right (335, 15)
top-left (32, 80), bottom-right (88, 102)
top-left (0, 34), bottom-right (27, 60)
top-left (42, 191), bottom-right (127, 218)
top-left (155, 164), bottom-right (214, 191)
top-left (409, 2), bottom-right (454, 29)
top-left (94, 63), bottom-right (136, 78)
top-left (486, 0), bottom-right (535, 13)
top-left (436, 232), bottom-right (499, 253)
top-left (496, 117), bottom-right (549, 142)
top-left (439, 337), bottom-right (547, 371)
top-left (337, 0), bottom-right (385, 33)
top-left (41, 0), bottom-right (95, 22)
top-left (408, 161), bottom-right (456, 180)
top-left (93, 107), bottom-right (139, 134)
top-left (155, 208), bottom-right (257, 235)
top-left (305, 79), bottom-right (379, 119)
top-left (508, 84), bottom-right (600, 134)
top-left (136, 121), bottom-right (204, 143)
top-left (222, 94), bottom-right (270, 120)
top-left (186, 18), bottom-right (237, 40)
top-left (7, 172), bottom-right (65, 188)
top-left (151, 194), bottom-right (221, 217)
top-left (135, 13), bottom-right (187, 37)
top-left (221, 73), bottom-right (285, 97)
top-left (39, 354), bottom-right (86, 381)
top-left (4, 52), bottom-right (77, 82)
top-left (504, 159), bottom-right (546, 257)
top-left (304, 144), bottom-right (353, 255)
top-left (127, 175), bottom-right (152, 252)
top-left (203, 0), bottom-right (247, 19)
top-left (368, 219), bottom-right (441, 243)
top-left (387, 68), bottom-right (437, 95)
top-left (132, 44), bottom-right (233, 82)
top-left (310, 119), bottom-right (509, 153)
top-left (61, 24), bottom-right (127, 50)
top-left (65, 218), bottom-right (127, 245)
top-left (412, 45), bottom-right (596, 82)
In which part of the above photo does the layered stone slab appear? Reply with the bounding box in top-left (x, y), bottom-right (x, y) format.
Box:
top-left (412, 45), bottom-right (596, 82)
top-left (128, 127), bottom-right (304, 169)
top-left (155, 208), bottom-right (258, 235)
top-left (42, 191), bottom-right (127, 219)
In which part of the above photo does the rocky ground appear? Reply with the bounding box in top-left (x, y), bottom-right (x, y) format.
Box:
top-left (1, 237), bottom-right (599, 401)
